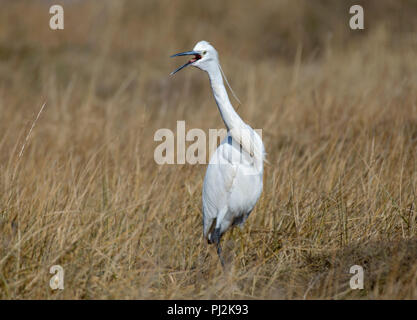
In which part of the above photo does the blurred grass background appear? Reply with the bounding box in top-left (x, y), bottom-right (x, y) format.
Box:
top-left (0, 0), bottom-right (416, 299)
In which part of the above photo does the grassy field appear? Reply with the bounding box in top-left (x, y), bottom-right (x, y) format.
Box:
top-left (0, 0), bottom-right (417, 299)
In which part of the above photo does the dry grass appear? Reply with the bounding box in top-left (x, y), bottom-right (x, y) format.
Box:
top-left (0, 0), bottom-right (417, 299)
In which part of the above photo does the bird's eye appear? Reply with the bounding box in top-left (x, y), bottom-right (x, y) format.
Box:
top-left (203, 50), bottom-right (207, 55)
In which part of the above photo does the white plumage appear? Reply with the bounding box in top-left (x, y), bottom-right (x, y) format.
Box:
top-left (171, 41), bottom-right (264, 266)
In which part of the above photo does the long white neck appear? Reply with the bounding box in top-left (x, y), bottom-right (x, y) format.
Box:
top-left (205, 63), bottom-right (264, 173)
top-left (206, 64), bottom-right (244, 131)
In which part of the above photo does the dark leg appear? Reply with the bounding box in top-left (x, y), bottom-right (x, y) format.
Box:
top-left (211, 228), bottom-right (225, 268)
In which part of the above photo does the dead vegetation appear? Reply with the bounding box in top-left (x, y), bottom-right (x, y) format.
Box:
top-left (0, 0), bottom-right (416, 299)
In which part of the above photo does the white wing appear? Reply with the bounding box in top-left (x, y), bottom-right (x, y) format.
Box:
top-left (202, 132), bottom-right (263, 239)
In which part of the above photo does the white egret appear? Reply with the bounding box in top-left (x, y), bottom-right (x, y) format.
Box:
top-left (170, 41), bottom-right (265, 267)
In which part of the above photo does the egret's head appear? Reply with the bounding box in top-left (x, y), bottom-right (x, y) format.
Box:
top-left (170, 41), bottom-right (219, 75)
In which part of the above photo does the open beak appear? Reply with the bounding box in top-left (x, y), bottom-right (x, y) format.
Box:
top-left (170, 50), bottom-right (202, 75)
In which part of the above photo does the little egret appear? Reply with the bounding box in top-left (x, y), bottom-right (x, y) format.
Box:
top-left (170, 41), bottom-right (265, 267)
